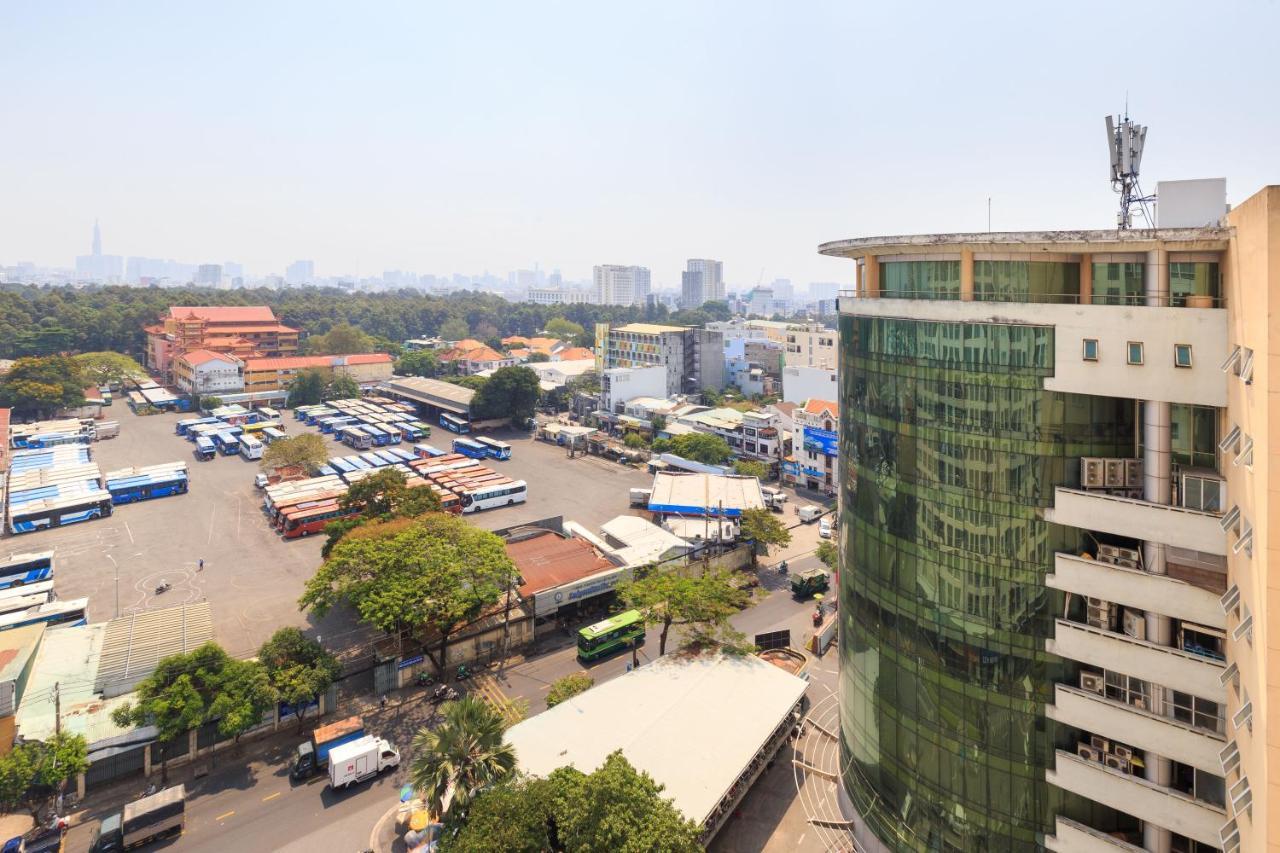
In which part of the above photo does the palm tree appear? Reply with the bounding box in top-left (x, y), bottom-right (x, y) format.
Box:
top-left (411, 696), bottom-right (516, 819)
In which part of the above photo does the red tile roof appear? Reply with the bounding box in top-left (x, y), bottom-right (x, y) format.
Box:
top-left (555, 347), bottom-right (594, 362)
top-left (461, 346), bottom-right (508, 363)
top-left (167, 306), bottom-right (279, 323)
top-left (244, 353), bottom-right (393, 371)
top-left (803, 398), bottom-right (838, 417)
top-left (506, 530), bottom-right (616, 597)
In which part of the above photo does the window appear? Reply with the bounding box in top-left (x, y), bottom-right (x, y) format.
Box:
top-left (1082, 339), bottom-right (1099, 361)
top-left (1174, 344), bottom-right (1193, 368)
top-left (1126, 342), bottom-right (1144, 365)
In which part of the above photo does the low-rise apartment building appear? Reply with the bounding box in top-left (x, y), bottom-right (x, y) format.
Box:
top-left (242, 353), bottom-right (393, 394)
top-left (600, 323), bottom-right (725, 397)
top-left (676, 407), bottom-right (781, 462)
top-left (172, 350), bottom-right (245, 397)
top-left (785, 398), bottom-right (838, 494)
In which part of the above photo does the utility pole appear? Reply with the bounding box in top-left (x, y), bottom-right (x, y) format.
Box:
top-left (54, 681), bottom-right (61, 736)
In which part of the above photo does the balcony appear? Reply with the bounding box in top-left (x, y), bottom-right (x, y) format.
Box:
top-left (1047, 750), bottom-right (1225, 848)
top-left (1047, 553), bottom-right (1225, 629)
top-left (1047, 619), bottom-right (1226, 700)
top-left (1044, 817), bottom-right (1144, 852)
top-left (1045, 488), bottom-right (1226, 556)
top-left (1048, 684), bottom-right (1225, 775)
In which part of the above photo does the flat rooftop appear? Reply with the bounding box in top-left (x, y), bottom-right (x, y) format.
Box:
top-left (818, 226), bottom-right (1231, 260)
top-left (612, 322), bottom-right (687, 335)
top-left (381, 376), bottom-right (476, 414)
top-left (505, 652), bottom-right (807, 829)
top-left (648, 471), bottom-right (765, 517)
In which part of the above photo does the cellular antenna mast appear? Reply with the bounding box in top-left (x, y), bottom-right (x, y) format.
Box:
top-left (1105, 112), bottom-right (1155, 229)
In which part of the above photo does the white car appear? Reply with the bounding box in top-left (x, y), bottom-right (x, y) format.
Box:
top-left (818, 518), bottom-right (832, 538)
top-left (254, 473), bottom-right (269, 490)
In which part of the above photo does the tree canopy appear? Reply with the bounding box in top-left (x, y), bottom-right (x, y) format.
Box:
top-left (471, 366), bottom-right (541, 423)
top-left (260, 432), bottom-right (329, 474)
top-left (303, 322), bottom-right (375, 355)
top-left (258, 627), bottom-right (342, 732)
top-left (0, 355), bottom-right (87, 418)
top-left (664, 432), bottom-right (732, 466)
top-left (324, 467), bottom-right (443, 554)
top-left (545, 673), bottom-right (594, 708)
top-left (0, 733), bottom-right (90, 820)
top-left (72, 351), bottom-right (146, 387)
top-left (732, 459), bottom-right (769, 480)
top-left (619, 569), bottom-right (749, 656)
top-left (396, 349), bottom-right (441, 378)
top-left (816, 540), bottom-right (838, 572)
top-left (738, 507), bottom-right (792, 567)
top-left (543, 317), bottom-right (585, 341)
top-left (300, 514), bottom-right (517, 673)
top-left (412, 696), bottom-right (516, 820)
top-left (439, 318), bottom-right (471, 342)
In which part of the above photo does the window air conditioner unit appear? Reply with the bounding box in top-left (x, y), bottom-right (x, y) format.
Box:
top-left (1112, 745), bottom-right (1133, 761)
top-left (1233, 607), bottom-right (1254, 645)
top-left (1234, 436), bottom-right (1254, 468)
top-left (1089, 735), bottom-right (1109, 752)
top-left (1077, 743), bottom-right (1102, 762)
top-left (1240, 348), bottom-right (1255, 384)
top-left (1079, 672), bottom-right (1105, 695)
top-left (1221, 821), bottom-right (1241, 853)
top-left (1122, 609), bottom-right (1146, 640)
top-left (1219, 424), bottom-right (1243, 453)
top-left (1220, 505), bottom-right (1241, 534)
top-left (1231, 776), bottom-right (1252, 818)
top-left (1103, 754), bottom-right (1131, 773)
top-left (1220, 661), bottom-right (1240, 690)
top-left (1220, 344), bottom-right (1243, 374)
top-left (1220, 740), bottom-right (1241, 776)
top-left (1233, 694), bottom-right (1253, 733)
top-left (1221, 584), bottom-right (1241, 616)
top-left (1124, 458), bottom-right (1142, 489)
top-left (1104, 458), bottom-right (1127, 488)
top-left (1233, 523), bottom-right (1254, 558)
top-left (1081, 458), bottom-right (1105, 488)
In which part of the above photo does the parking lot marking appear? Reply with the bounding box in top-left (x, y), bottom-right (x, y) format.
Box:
top-left (216, 810), bottom-right (235, 821)
top-left (262, 792), bottom-right (281, 802)
top-left (124, 522), bottom-right (134, 544)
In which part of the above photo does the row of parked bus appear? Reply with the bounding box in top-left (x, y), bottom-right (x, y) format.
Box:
top-left (295, 399), bottom-right (431, 447)
top-left (178, 410), bottom-right (286, 462)
top-left (4, 445), bottom-right (112, 535)
top-left (262, 469), bottom-right (462, 539)
top-left (103, 462), bottom-right (189, 504)
top-left (0, 553), bottom-right (90, 633)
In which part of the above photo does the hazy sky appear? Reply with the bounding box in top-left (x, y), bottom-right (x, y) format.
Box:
top-left (2, 1), bottom-right (1276, 288)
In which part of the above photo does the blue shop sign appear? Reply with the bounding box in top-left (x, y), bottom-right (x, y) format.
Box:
top-left (782, 460), bottom-right (801, 476)
top-left (398, 655), bottom-right (425, 670)
top-left (803, 426), bottom-right (839, 457)
top-left (278, 696), bottom-right (319, 720)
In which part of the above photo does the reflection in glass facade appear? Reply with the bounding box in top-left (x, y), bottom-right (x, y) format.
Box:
top-left (880, 261), bottom-right (962, 300)
top-left (973, 261), bottom-right (1080, 303)
top-left (1169, 262), bottom-right (1220, 306)
top-left (837, 315), bottom-right (1135, 851)
top-left (1091, 262), bottom-right (1144, 305)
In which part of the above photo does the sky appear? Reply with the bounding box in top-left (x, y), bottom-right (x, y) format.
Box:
top-left (1, 1), bottom-right (1277, 290)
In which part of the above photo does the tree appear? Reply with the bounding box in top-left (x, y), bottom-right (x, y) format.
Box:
top-left (286, 368), bottom-right (327, 407)
top-left (565, 370), bottom-right (600, 396)
top-left (619, 570), bottom-right (749, 656)
top-left (471, 366), bottom-right (541, 424)
top-left (396, 350), bottom-right (440, 378)
top-left (0, 733), bottom-right (90, 820)
top-left (324, 373), bottom-right (360, 401)
top-left (623, 432), bottom-right (648, 450)
top-left (0, 356), bottom-right (87, 418)
top-left (111, 642), bottom-right (244, 782)
top-left (443, 774), bottom-right (558, 853)
top-left (305, 323), bottom-right (374, 355)
top-left (526, 351), bottom-right (551, 363)
top-left (549, 751), bottom-right (701, 853)
top-left (733, 459), bottom-right (769, 480)
top-left (650, 414), bottom-right (667, 433)
top-left (300, 514), bottom-right (517, 675)
top-left (258, 628), bottom-right (342, 733)
top-left (650, 438), bottom-right (672, 454)
top-left (544, 317), bottom-right (585, 341)
top-left (323, 467), bottom-right (444, 554)
top-left (440, 318), bottom-right (471, 341)
top-left (72, 352), bottom-right (145, 387)
top-left (410, 696), bottom-right (516, 819)
top-left (739, 507), bottom-right (792, 568)
top-left (199, 395), bottom-right (224, 410)
top-left (666, 432), bottom-right (732, 466)
top-left (261, 433), bottom-right (329, 474)
top-left (545, 673), bottom-right (594, 708)
top-left (817, 540), bottom-right (839, 572)
top-left (209, 657), bottom-right (276, 745)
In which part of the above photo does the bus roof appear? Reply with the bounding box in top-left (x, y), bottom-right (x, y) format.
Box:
top-left (579, 610), bottom-right (643, 640)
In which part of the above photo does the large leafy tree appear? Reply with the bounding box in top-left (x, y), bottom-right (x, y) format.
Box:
top-left (260, 432), bottom-right (329, 474)
top-left (442, 774), bottom-right (558, 853)
top-left (471, 365), bottom-right (540, 423)
top-left (439, 318), bottom-right (471, 342)
top-left (733, 459), bottom-right (769, 480)
top-left (258, 627), bottom-right (342, 733)
top-left (619, 569), bottom-right (749, 656)
top-left (324, 467), bottom-right (443, 555)
top-left (738, 507), bottom-right (792, 568)
top-left (395, 350), bottom-right (440, 378)
top-left (209, 658), bottom-right (276, 745)
top-left (300, 514), bottom-right (517, 675)
top-left (325, 373), bottom-right (360, 401)
top-left (0, 355), bottom-right (87, 418)
top-left (0, 733), bottom-right (90, 820)
top-left (286, 368), bottom-right (327, 407)
top-left (304, 322), bottom-right (374, 355)
top-left (72, 351), bottom-right (146, 387)
top-left (543, 317), bottom-right (584, 341)
top-left (545, 673), bottom-right (593, 708)
top-left (411, 696), bottom-right (516, 819)
top-left (816, 540), bottom-right (838, 572)
top-left (666, 432), bottom-right (732, 466)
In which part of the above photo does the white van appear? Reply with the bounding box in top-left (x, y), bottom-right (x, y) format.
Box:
top-left (797, 505), bottom-right (823, 523)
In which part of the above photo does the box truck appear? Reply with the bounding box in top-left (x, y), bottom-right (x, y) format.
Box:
top-left (328, 735), bottom-right (400, 789)
top-left (291, 716), bottom-right (365, 780)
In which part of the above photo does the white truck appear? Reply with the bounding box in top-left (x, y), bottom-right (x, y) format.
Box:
top-left (797, 504), bottom-right (823, 523)
top-left (760, 487), bottom-right (787, 512)
top-left (629, 488), bottom-right (652, 507)
top-left (328, 735), bottom-right (400, 789)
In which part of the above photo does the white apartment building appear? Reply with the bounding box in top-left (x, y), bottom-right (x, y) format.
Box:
top-left (781, 365), bottom-right (837, 404)
top-left (787, 398), bottom-right (838, 494)
top-left (172, 349), bottom-right (245, 396)
top-left (601, 323), bottom-right (725, 397)
top-left (682, 258), bottom-right (724, 307)
top-left (526, 287), bottom-right (592, 305)
top-left (594, 265), bottom-right (651, 306)
top-left (600, 365), bottom-right (668, 414)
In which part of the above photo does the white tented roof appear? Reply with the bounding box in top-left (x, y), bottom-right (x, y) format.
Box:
top-left (506, 653), bottom-right (806, 828)
top-left (647, 472), bottom-right (765, 517)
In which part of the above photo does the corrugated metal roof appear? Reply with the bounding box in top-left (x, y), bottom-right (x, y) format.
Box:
top-left (96, 602), bottom-right (214, 698)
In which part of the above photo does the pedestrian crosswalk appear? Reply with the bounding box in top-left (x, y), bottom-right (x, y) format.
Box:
top-left (471, 673), bottom-right (526, 725)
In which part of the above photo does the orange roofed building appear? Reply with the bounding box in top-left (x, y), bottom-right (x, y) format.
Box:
top-left (146, 305), bottom-right (300, 378)
top-left (242, 353), bottom-right (394, 394)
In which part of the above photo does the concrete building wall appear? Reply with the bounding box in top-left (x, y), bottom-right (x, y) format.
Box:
top-left (781, 365), bottom-right (837, 404)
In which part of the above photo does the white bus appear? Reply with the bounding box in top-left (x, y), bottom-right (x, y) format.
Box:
top-left (460, 480), bottom-right (528, 513)
top-left (239, 435), bottom-right (265, 461)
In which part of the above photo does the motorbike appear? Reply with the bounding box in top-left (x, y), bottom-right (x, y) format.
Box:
top-left (416, 671), bottom-right (435, 687)
top-left (432, 684), bottom-right (458, 704)
top-left (455, 664), bottom-right (471, 682)
top-left (777, 560), bottom-right (788, 575)
top-left (812, 609), bottom-right (823, 627)
top-left (154, 581), bottom-right (171, 595)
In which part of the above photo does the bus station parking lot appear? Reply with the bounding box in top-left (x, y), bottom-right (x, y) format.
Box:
top-left (6, 407), bottom-right (656, 651)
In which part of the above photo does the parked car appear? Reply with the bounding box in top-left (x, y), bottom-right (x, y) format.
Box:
top-left (819, 518), bottom-right (832, 538)
top-left (254, 473), bottom-right (269, 490)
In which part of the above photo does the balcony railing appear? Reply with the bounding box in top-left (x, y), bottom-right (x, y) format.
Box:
top-left (1048, 619), bottom-right (1226, 700)
top-left (839, 290), bottom-right (1226, 307)
top-left (1045, 817), bottom-right (1144, 852)
top-left (1045, 488), bottom-right (1226, 557)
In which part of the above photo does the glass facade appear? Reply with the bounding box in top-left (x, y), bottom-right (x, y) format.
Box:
top-left (880, 261), bottom-right (962, 300)
top-left (1169, 262), bottom-right (1220, 307)
top-left (838, 314), bottom-right (1135, 852)
top-left (973, 261), bottom-right (1080, 303)
top-left (1091, 262), bottom-right (1145, 305)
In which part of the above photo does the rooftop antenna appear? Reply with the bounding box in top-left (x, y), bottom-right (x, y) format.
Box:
top-left (1105, 109), bottom-right (1156, 229)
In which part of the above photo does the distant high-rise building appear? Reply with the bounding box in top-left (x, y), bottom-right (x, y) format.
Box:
top-left (285, 260), bottom-right (315, 285)
top-left (196, 264), bottom-right (222, 286)
top-left (75, 219), bottom-right (122, 281)
top-left (594, 265), bottom-right (651, 306)
top-left (683, 259), bottom-right (724, 306)
top-left (92, 219), bottom-right (101, 256)
top-left (809, 281), bottom-right (841, 301)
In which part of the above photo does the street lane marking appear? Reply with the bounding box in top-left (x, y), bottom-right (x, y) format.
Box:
top-left (262, 792), bottom-right (281, 802)
top-left (216, 810), bottom-right (235, 821)
top-left (124, 522), bottom-right (134, 544)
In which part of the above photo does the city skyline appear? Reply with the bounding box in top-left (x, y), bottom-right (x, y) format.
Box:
top-left (2, 2), bottom-right (1276, 285)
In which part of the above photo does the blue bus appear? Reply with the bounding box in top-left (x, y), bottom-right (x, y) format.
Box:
top-left (388, 447), bottom-right (416, 463)
top-left (440, 413), bottom-right (470, 434)
top-left (319, 416), bottom-right (356, 434)
top-left (362, 425), bottom-right (391, 446)
top-left (0, 598), bottom-right (88, 632)
top-left (344, 455), bottom-right (373, 471)
top-left (342, 426), bottom-right (374, 450)
top-left (452, 438), bottom-right (489, 459)
top-left (473, 436), bottom-right (512, 460)
top-left (8, 492), bottom-right (113, 534)
top-left (0, 552), bottom-right (54, 591)
top-left (413, 443), bottom-right (446, 458)
top-left (329, 457), bottom-right (356, 475)
top-left (215, 431), bottom-right (242, 455)
top-left (395, 423), bottom-right (422, 442)
top-left (106, 471), bottom-right (189, 505)
top-left (176, 417), bottom-right (219, 435)
top-left (195, 436), bottom-right (217, 460)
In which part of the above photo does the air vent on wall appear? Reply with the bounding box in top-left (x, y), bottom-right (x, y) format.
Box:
top-left (1231, 776), bottom-right (1252, 818)
top-left (1220, 661), bottom-right (1240, 691)
top-left (1233, 692), bottom-right (1253, 733)
top-left (1220, 739), bottom-right (1241, 776)
top-left (1219, 424), bottom-right (1242, 452)
top-left (1220, 584), bottom-right (1241, 616)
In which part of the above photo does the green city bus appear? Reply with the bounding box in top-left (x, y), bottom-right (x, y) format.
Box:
top-left (577, 610), bottom-right (645, 662)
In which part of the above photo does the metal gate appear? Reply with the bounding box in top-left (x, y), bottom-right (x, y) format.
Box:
top-left (85, 744), bottom-right (146, 791)
top-left (373, 658), bottom-right (397, 696)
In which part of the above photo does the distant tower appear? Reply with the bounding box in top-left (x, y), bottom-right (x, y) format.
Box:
top-left (92, 219), bottom-right (102, 256)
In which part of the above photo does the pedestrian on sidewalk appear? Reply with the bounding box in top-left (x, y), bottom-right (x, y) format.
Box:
top-left (380, 693), bottom-right (388, 710)
top-left (197, 558), bottom-right (204, 571)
